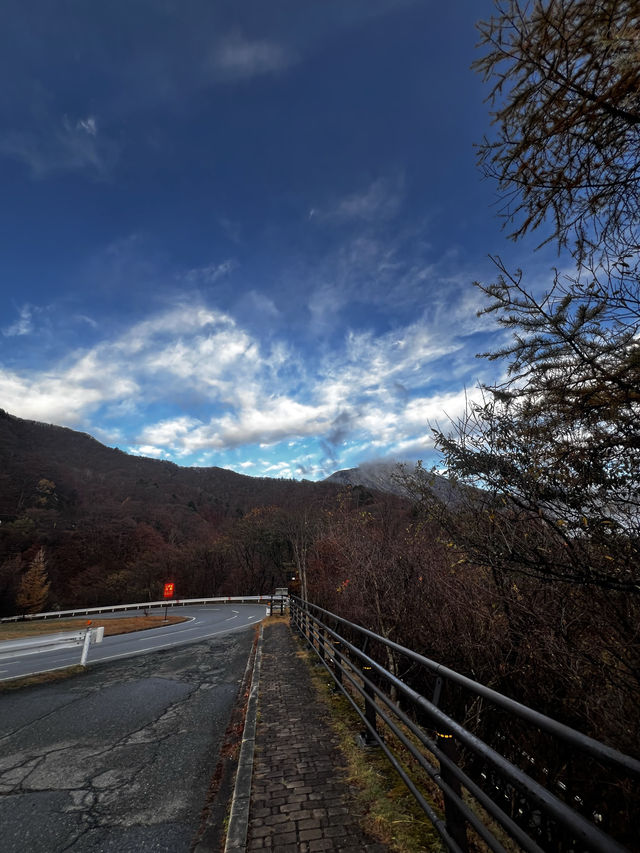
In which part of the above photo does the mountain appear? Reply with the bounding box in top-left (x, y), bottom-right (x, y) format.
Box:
top-left (324, 461), bottom-right (461, 504)
top-left (0, 408), bottom-right (337, 523)
top-left (0, 410), bottom-right (459, 615)
top-left (0, 409), bottom-right (342, 613)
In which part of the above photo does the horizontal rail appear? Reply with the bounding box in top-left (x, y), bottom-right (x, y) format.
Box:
top-left (0, 626), bottom-right (104, 665)
top-left (299, 598), bottom-right (640, 778)
top-left (291, 596), bottom-right (638, 853)
top-left (1, 595), bottom-right (287, 623)
top-left (0, 630), bottom-right (86, 659)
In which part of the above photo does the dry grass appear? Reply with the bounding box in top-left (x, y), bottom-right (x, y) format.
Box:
top-left (0, 665), bottom-right (87, 692)
top-left (298, 636), bottom-right (445, 853)
top-left (0, 613), bottom-right (188, 641)
top-left (261, 612), bottom-right (290, 627)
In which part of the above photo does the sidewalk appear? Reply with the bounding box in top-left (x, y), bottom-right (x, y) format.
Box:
top-left (246, 621), bottom-right (389, 853)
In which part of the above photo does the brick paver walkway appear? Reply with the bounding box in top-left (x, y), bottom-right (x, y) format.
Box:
top-left (246, 622), bottom-right (389, 853)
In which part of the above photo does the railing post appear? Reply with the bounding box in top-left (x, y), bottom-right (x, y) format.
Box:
top-left (318, 626), bottom-right (326, 662)
top-left (361, 664), bottom-right (379, 746)
top-left (332, 639), bottom-right (343, 691)
top-left (433, 677), bottom-right (468, 853)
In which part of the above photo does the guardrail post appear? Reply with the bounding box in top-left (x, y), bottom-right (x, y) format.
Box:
top-left (80, 629), bottom-right (92, 666)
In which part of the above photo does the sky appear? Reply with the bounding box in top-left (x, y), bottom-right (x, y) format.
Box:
top-left (0, 0), bottom-right (556, 480)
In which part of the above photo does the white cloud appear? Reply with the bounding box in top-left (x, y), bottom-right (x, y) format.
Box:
top-left (0, 284), bottom-right (500, 471)
top-left (138, 416), bottom-right (203, 447)
top-left (0, 366), bottom-right (137, 427)
top-left (128, 444), bottom-right (171, 459)
top-left (263, 461), bottom-right (291, 473)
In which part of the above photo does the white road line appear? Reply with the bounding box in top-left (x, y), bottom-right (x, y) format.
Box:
top-left (93, 622), bottom-right (255, 664)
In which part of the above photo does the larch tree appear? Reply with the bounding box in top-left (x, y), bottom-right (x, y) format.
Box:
top-left (16, 547), bottom-right (51, 615)
top-left (410, 0), bottom-right (640, 593)
top-left (474, 0), bottom-right (640, 261)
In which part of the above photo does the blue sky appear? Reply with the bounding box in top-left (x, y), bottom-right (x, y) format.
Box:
top-left (0, 0), bottom-right (556, 479)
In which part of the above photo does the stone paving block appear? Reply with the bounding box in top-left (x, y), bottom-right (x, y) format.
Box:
top-left (299, 827), bottom-right (324, 842)
top-left (297, 817), bottom-right (323, 831)
top-left (274, 830), bottom-right (297, 844)
top-left (309, 840), bottom-right (334, 852)
top-left (245, 623), bottom-right (390, 853)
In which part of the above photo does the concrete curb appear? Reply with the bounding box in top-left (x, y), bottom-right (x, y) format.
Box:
top-left (224, 624), bottom-right (263, 852)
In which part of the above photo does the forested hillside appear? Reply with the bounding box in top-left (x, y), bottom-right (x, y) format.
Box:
top-left (0, 408), bottom-right (343, 613)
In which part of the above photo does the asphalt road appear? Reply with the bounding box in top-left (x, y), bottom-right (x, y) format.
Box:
top-left (0, 604), bottom-right (267, 681)
top-left (0, 623), bottom-right (260, 852)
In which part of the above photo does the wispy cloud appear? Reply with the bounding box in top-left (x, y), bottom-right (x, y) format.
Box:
top-left (0, 114), bottom-right (119, 179)
top-left (310, 175), bottom-right (405, 225)
top-left (76, 116), bottom-right (97, 136)
top-left (3, 304), bottom-right (34, 337)
top-left (209, 33), bottom-right (292, 80)
top-left (0, 291), bottom-right (493, 468)
top-left (182, 260), bottom-right (236, 285)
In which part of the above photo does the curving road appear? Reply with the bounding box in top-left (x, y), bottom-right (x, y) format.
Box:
top-left (0, 624), bottom-right (261, 852)
top-left (0, 603), bottom-right (268, 682)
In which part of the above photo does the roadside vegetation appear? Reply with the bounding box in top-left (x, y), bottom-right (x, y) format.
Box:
top-left (0, 613), bottom-right (188, 641)
top-left (300, 642), bottom-right (444, 853)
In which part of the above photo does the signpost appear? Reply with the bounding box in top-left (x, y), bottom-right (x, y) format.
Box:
top-left (163, 581), bottom-right (175, 622)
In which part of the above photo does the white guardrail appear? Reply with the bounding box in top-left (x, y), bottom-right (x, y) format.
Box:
top-left (0, 595), bottom-right (287, 669)
top-left (0, 594), bottom-right (287, 623)
top-left (0, 626), bottom-right (105, 666)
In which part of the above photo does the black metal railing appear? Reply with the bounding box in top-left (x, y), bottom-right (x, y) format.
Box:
top-left (290, 596), bottom-right (640, 853)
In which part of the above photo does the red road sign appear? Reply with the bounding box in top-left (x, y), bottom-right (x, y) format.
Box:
top-left (163, 582), bottom-right (175, 599)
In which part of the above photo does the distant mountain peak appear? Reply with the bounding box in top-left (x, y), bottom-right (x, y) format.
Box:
top-left (324, 460), bottom-right (460, 503)
top-left (324, 461), bottom-right (407, 495)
